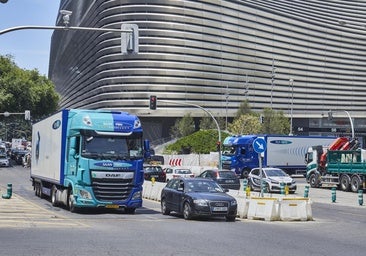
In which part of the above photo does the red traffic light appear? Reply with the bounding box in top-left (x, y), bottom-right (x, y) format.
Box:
top-left (149, 95), bottom-right (157, 110)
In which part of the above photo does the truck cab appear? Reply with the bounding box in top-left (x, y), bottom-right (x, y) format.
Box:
top-left (221, 135), bottom-right (258, 178)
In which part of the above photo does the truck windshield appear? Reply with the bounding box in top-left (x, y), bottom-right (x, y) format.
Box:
top-left (81, 135), bottom-right (143, 160)
top-left (222, 146), bottom-right (236, 156)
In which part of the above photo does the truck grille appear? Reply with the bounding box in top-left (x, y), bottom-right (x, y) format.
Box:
top-left (91, 176), bottom-right (134, 202)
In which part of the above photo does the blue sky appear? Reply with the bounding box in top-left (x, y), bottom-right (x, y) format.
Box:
top-left (0, 0), bottom-right (60, 76)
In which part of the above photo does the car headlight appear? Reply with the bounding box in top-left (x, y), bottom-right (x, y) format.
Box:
top-left (194, 199), bottom-right (208, 206)
top-left (231, 200), bottom-right (237, 206)
top-left (292, 180), bottom-right (296, 184)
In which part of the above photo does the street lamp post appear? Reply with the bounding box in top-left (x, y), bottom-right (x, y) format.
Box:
top-left (328, 110), bottom-right (355, 139)
top-left (289, 78), bottom-right (294, 135)
top-left (157, 99), bottom-right (222, 171)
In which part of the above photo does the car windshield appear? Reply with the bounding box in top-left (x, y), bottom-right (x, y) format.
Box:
top-left (144, 166), bottom-right (163, 173)
top-left (265, 169), bottom-right (287, 177)
top-left (176, 169), bottom-right (192, 174)
top-left (186, 180), bottom-right (224, 193)
top-left (218, 171), bottom-right (237, 178)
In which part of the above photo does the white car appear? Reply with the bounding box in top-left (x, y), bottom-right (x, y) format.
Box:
top-left (248, 167), bottom-right (297, 193)
top-left (0, 154), bottom-right (10, 167)
top-left (164, 167), bottom-right (195, 181)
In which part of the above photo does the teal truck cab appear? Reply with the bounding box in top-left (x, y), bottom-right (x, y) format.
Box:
top-left (31, 109), bottom-right (150, 213)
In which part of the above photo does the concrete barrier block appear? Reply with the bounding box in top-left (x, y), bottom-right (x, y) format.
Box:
top-left (279, 198), bottom-right (313, 221)
top-left (247, 197), bottom-right (280, 221)
top-left (236, 196), bottom-right (249, 219)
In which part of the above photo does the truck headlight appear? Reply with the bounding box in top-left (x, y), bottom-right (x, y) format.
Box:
top-left (79, 189), bottom-right (92, 199)
top-left (132, 191), bottom-right (142, 200)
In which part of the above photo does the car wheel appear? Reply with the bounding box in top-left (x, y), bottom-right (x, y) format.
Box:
top-left (183, 202), bottom-right (192, 220)
top-left (161, 199), bottom-right (171, 215)
top-left (226, 215), bottom-right (236, 222)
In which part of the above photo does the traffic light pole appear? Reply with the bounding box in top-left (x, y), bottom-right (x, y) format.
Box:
top-left (0, 25), bottom-right (138, 54)
top-left (158, 99), bottom-right (223, 171)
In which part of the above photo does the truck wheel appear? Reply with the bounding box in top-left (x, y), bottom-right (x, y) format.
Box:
top-left (241, 168), bottom-right (250, 179)
top-left (125, 208), bottom-right (136, 214)
top-left (340, 175), bottom-right (350, 192)
top-left (350, 175), bottom-right (361, 193)
top-left (68, 189), bottom-right (77, 213)
top-left (309, 174), bottom-right (319, 188)
top-left (51, 185), bottom-right (58, 206)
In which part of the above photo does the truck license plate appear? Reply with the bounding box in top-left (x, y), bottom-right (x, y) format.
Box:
top-left (106, 204), bottom-right (119, 209)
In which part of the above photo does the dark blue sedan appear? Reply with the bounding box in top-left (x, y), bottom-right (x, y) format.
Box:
top-left (160, 178), bottom-right (237, 221)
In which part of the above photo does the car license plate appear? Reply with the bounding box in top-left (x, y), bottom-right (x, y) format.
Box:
top-left (106, 204), bottom-right (119, 209)
top-left (213, 207), bottom-right (228, 211)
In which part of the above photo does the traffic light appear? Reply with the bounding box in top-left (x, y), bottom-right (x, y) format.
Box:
top-left (149, 95), bottom-right (157, 110)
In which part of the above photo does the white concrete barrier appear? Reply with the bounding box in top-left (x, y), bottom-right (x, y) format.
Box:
top-left (247, 197), bottom-right (280, 221)
top-left (279, 198), bottom-right (313, 221)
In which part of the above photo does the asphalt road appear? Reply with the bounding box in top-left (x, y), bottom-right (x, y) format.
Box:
top-left (0, 165), bottom-right (365, 256)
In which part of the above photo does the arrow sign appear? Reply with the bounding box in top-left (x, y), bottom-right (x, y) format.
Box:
top-left (253, 138), bottom-right (266, 153)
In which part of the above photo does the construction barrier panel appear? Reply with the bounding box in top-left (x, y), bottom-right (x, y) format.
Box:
top-left (279, 198), bottom-right (313, 221)
top-left (247, 197), bottom-right (280, 221)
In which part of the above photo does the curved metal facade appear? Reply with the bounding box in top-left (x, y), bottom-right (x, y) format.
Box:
top-left (49, 0), bottom-right (366, 120)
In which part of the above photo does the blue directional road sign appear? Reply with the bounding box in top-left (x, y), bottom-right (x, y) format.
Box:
top-left (253, 138), bottom-right (266, 153)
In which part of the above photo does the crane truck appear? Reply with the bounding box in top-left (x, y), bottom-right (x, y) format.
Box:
top-left (305, 137), bottom-right (366, 192)
top-left (221, 135), bottom-right (336, 178)
top-left (31, 109), bottom-right (150, 213)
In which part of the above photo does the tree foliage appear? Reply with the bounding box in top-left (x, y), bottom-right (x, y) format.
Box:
top-left (0, 55), bottom-right (60, 140)
top-left (0, 55), bottom-right (59, 119)
top-left (170, 113), bottom-right (195, 138)
top-left (165, 129), bottom-right (230, 154)
top-left (228, 114), bottom-right (262, 134)
top-left (261, 108), bottom-right (290, 134)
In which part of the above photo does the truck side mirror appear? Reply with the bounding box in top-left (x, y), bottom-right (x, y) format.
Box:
top-left (143, 139), bottom-right (151, 159)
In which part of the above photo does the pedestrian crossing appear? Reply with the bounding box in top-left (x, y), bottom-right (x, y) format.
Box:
top-left (0, 192), bottom-right (88, 228)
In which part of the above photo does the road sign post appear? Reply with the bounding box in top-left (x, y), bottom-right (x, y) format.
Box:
top-left (253, 138), bottom-right (267, 197)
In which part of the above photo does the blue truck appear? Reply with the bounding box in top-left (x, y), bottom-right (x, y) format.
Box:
top-left (221, 135), bottom-right (336, 178)
top-left (31, 109), bottom-right (150, 213)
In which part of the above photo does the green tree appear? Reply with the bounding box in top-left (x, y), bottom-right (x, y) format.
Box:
top-left (235, 99), bottom-right (252, 118)
top-left (0, 55), bottom-right (59, 140)
top-left (165, 129), bottom-right (230, 154)
top-left (228, 114), bottom-right (261, 134)
top-left (0, 55), bottom-right (59, 119)
top-left (199, 115), bottom-right (225, 131)
top-left (170, 113), bottom-right (195, 138)
top-left (261, 108), bottom-right (290, 134)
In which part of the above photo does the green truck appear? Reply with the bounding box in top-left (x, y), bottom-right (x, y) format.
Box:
top-left (306, 146), bottom-right (366, 192)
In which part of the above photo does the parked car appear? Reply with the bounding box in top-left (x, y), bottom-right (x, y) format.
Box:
top-left (0, 154), bottom-right (10, 167)
top-left (160, 177), bottom-right (237, 221)
top-left (197, 169), bottom-right (240, 190)
top-left (164, 167), bottom-right (194, 181)
top-left (10, 149), bottom-right (29, 165)
top-left (143, 165), bottom-right (166, 182)
top-left (248, 167), bottom-right (297, 193)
